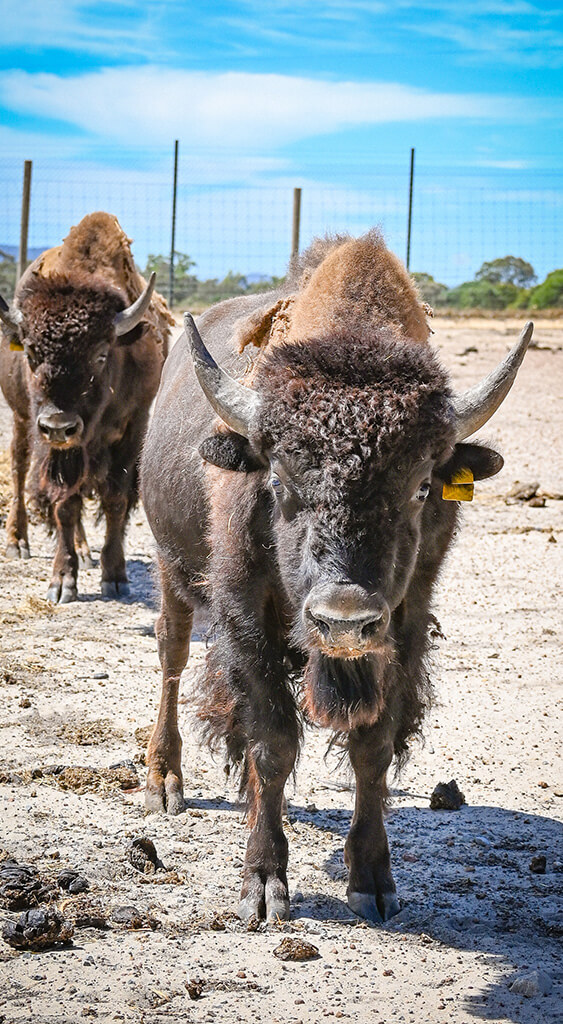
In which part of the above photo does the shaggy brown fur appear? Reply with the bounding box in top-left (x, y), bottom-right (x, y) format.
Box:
top-left (0, 212), bottom-right (173, 602)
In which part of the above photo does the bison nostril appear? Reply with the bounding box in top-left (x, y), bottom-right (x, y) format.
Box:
top-left (64, 423), bottom-right (78, 437)
top-left (307, 610), bottom-right (331, 640)
top-left (360, 617), bottom-right (384, 641)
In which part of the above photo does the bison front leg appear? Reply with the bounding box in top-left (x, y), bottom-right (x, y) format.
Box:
top-left (47, 494), bottom-right (81, 603)
top-left (99, 492), bottom-right (130, 598)
top-left (345, 727), bottom-right (401, 924)
top-left (5, 412), bottom-right (31, 560)
top-left (145, 561), bottom-right (193, 815)
top-left (239, 722), bottom-right (299, 924)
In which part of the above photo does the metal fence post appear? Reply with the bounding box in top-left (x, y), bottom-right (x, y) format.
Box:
top-left (169, 140), bottom-right (179, 307)
top-left (17, 160), bottom-right (32, 282)
top-left (406, 148), bottom-right (415, 271)
top-left (291, 187), bottom-right (302, 263)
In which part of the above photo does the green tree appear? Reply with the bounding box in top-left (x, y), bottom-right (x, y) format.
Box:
top-left (475, 256), bottom-right (536, 288)
top-left (0, 250), bottom-right (17, 302)
top-left (447, 279), bottom-right (519, 310)
top-left (528, 269), bottom-right (563, 309)
top-left (411, 272), bottom-right (449, 307)
top-left (143, 252), bottom-right (198, 304)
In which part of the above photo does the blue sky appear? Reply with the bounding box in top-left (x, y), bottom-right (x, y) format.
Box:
top-left (1, 2), bottom-right (562, 282)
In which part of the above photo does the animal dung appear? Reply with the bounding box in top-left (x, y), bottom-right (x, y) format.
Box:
top-left (273, 937), bottom-right (320, 961)
top-left (430, 780), bottom-right (466, 810)
top-left (57, 869), bottom-right (89, 893)
top-left (0, 859), bottom-right (56, 910)
top-left (127, 837), bottom-right (163, 874)
top-left (2, 907), bottom-right (74, 951)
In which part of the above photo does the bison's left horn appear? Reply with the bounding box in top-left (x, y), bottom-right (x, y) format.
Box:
top-left (114, 272), bottom-right (156, 336)
top-left (0, 294), bottom-right (24, 338)
top-left (452, 321), bottom-right (533, 441)
top-left (184, 313), bottom-right (261, 436)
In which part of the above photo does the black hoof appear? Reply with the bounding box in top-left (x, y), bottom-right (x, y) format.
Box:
top-left (101, 580), bottom-right (130, 599)
top-left (348, 890), bottom-right (401, 923)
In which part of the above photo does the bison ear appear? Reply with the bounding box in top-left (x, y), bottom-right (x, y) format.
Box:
top-left (437, 442), bottom-right (504, 483)
top-left (199, 431), bottom-right (266, 473)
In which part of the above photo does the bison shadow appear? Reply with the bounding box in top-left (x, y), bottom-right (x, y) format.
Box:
top-left (284, 801), bottom-right (562, 1021)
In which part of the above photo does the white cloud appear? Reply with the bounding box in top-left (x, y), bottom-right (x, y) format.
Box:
top-left (0, 67), bottom-right (512, 150)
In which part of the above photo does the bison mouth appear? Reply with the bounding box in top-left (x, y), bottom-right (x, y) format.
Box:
top-left (40, 445), bottom-right (87, 496)
top-left (302, 646), bottom-right (394, 731)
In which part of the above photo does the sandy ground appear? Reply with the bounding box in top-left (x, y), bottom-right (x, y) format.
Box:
top-left (0, 317), bottom-right (561, 1024)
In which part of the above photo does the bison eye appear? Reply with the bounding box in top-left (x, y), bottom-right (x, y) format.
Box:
top-left (414, 482), bottom-right (431, 502)
top-left (270, 474), bottom-right (283, 492)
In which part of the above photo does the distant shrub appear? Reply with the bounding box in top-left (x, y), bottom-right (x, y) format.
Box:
top-left (411, 272), bottom-right (449, 307)
top-left (447, 279), bottom-right (519, 310)
top-left (528, 269), bottom-right (563, 309)
top-left (0, 251), bottom-right (16, 302)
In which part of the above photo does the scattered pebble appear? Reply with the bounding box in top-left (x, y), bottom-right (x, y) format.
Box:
top-left (57, 870), bottom-right (89, 894)
top-left (2, 907), bottom-right (74, 951)
top-left (509, 969), bottom-right (553, 997)
top-left (273, 937), bottom-right (320, 961)
top-left (127, 837), bottom-right (163, 874)
top-left (430, 780), bottom-right (466, 810)
top-left (185, 978), bottom-right (205, 1000)
top-left (110, 905), bottom-right (159, 930)
top-left (529, 855), bottom-right (547, 874)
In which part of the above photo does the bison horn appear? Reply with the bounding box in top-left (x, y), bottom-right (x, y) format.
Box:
top-left (0, 294), bottom-right (24, 338)
top-left (114, 272), bottom-right (156, 336)
top-left (452, 321), bottom-right (534, 441)
top-left (184, 313), bottom-right (261, 436)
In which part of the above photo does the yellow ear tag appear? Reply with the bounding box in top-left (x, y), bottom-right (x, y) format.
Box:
top-left (9, 340), bottom-right (24, 351)
top-left (442, 467), bottom-right (474, 501)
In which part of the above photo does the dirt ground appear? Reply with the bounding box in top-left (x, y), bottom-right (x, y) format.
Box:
top-left (0, 317), bottom-right (561, 1024)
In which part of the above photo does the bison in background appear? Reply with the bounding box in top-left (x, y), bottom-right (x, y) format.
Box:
top-left (0, 212), bottom-right (174, 602)
top-left (140, 230), bottom-right (532, 923)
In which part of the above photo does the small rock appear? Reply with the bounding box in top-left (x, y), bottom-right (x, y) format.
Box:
top-left (57, 870), bottom-right (90, 894)
top-left (2, 907), bottom-right (74, 951)
top-left (529, 855), bottom-right (547, 874)
top-left (127, 837), bottom-right (163, 874)
top-left (505, 481), bottom-right (540, 504)
top-left (273, 937), bottom-right (320, 961)
top-left (430, 780), bottom-right (466, 811)
top-left (111, 905), bottom-right (159, 930)
top-left (509, 969), bottom-right (553, 997)
top-left (186, 978), bottom-right (205, 1000)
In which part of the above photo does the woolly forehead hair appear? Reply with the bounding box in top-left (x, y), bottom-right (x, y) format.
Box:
top-left (253, 331), bottom-right (455, 478)
top-left (19, 273), bottom-right (126, 357)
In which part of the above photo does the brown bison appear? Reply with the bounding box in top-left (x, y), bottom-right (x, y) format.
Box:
top-left (0, 212), bottom-right (173, 602)
top-left (140, 230), bottom-right (532, 923)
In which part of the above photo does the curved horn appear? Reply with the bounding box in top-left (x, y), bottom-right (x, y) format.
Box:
top-left (114, 272), bottom-right (156, 336)
top-left (183, 312), bottom-right (261, 436)
top-left (0, 294), bottom-right (23, 339)
top-left (452, 321), bottom-right (534, 441)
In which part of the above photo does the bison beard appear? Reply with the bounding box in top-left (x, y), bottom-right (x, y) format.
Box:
top-left (302, 648), bottom-right (393, 730)
top-left (40, 446), bottom-right (86, 498)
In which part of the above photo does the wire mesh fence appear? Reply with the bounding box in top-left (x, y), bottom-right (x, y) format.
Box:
top-left (1, 153), bottom-right (562, 298)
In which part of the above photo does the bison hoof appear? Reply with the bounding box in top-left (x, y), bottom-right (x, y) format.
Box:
top-left (347, 889), bottom-right (401, 924)
top-left (101, 580), bottom-right (130, 599)
top-left (144, 772), bottom-right (184, 816)
top-left (6, 540), bottom-right (30, 560)
top-left (238, 876), bottom-right (290, 923)
top-left (46, 583), bottom-right (77, 604)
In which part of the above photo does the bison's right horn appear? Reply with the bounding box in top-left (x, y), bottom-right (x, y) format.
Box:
top-left (184, 313), bottom-right (261, 436)
top-left (452, 321), bottom-right (534, 441)
top-left (114, 272), bottom-right (156, 336)
top-left (0, 294), bottom-right (23, 339)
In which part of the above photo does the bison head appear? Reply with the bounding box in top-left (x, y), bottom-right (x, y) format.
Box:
top-left (1, 272), bottom-right (154, 493)
top-left (187, 314), bottom-right (531, 727)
